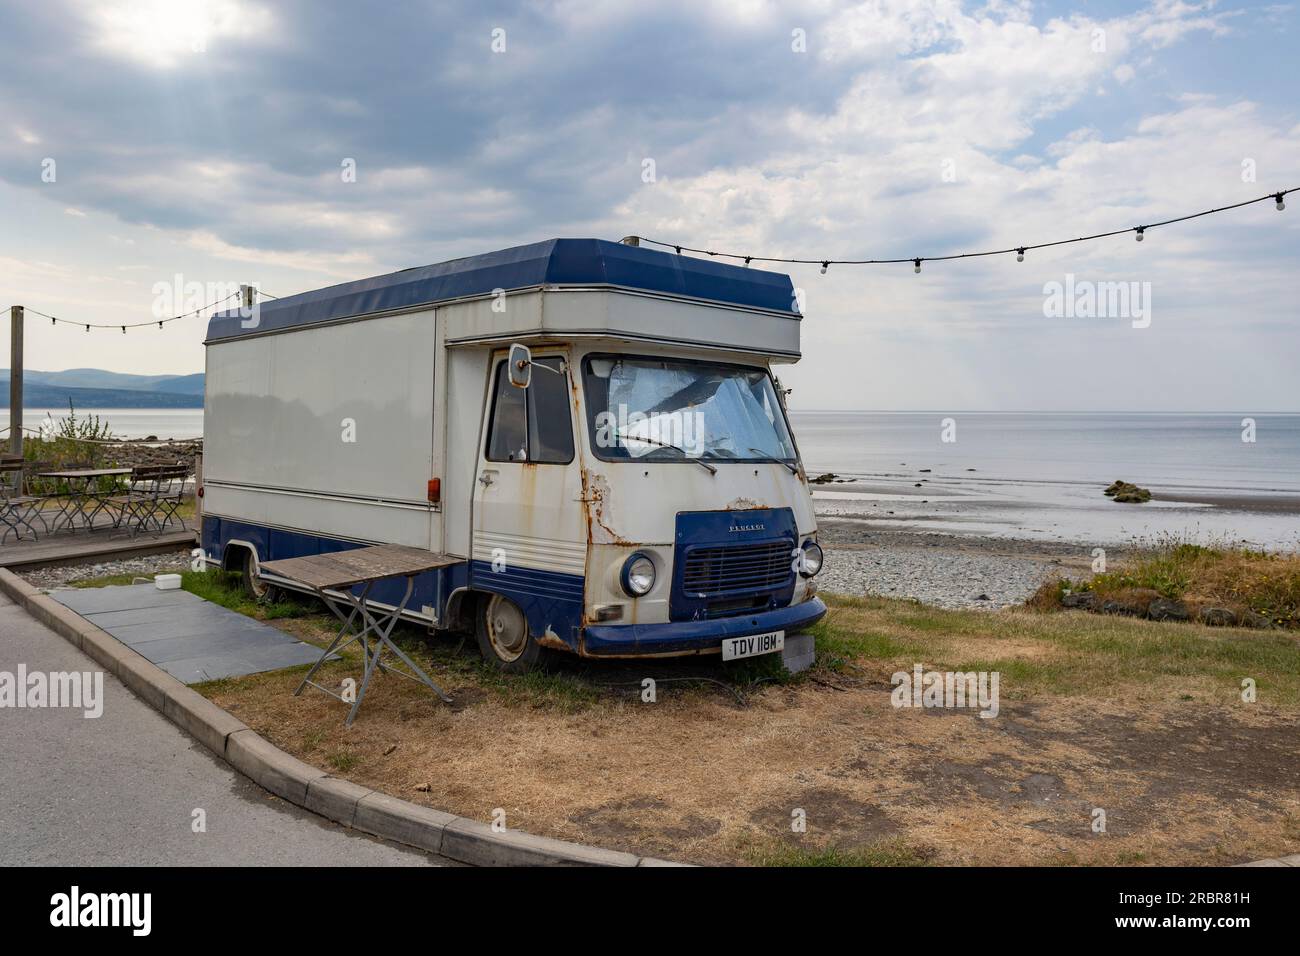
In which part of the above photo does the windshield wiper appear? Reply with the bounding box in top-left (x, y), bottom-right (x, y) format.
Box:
top-left (750, 448), bottom-right (799, 474)
top-left (614, 430), bottom-right (717, 475)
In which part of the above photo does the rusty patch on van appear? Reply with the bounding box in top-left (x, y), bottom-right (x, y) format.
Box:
top-left (582, 470), bottom-right (629, 545)
top-left (726, 496), bottom-right (766, 511)
top-left (537, 626), bottom-right (571, 652)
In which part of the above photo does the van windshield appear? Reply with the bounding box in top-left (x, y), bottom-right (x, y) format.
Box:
top-left (582, 354), bottom-right (797, 464)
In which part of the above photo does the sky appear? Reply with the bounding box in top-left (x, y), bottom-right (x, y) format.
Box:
top-left (0, 0), bottom-right (1296, 412)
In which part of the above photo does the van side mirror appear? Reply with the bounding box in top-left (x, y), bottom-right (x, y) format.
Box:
top-left (508, 343), bottom-right (532, 389)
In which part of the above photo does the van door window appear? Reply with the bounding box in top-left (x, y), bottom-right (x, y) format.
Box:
top-left (486, 356), bottom-right (574, 464)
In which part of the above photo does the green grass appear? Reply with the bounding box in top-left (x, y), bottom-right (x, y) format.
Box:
top-left (326, 749), bottom-right (359, 772)
top-left (816, 592), bottom-right (1300, 707)
top-left (69, 573), bottom-right (148, 588)
top-left (180, 569), bottom-right (310, 620)
top-left (744, 837), bottom-right (933, 867)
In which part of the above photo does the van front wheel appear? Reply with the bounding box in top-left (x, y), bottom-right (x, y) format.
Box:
top-left (476, 593), bottom-right (543, 672)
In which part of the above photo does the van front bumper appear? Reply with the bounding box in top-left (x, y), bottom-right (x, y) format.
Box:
top-left (580, 597), bottom-right (828, 658)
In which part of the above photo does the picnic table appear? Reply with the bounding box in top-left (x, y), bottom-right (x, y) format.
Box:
top-left (260, 544), bottom-right (459, 726)
top-left (36, 468), bottom-right (132, 532)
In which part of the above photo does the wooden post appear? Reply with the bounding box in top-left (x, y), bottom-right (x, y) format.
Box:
top-left (8, 305), bottom-right (21, 458)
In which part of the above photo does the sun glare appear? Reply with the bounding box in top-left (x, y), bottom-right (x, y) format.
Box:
top-left (91, 0), bottom-right (268, 68)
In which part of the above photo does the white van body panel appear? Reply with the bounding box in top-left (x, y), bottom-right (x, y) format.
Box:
top-left (204, 309), bottom-right (438, 549)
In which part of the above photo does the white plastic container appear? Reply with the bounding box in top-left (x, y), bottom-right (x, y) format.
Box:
top-left (154, 573), bottom-right (182, 591)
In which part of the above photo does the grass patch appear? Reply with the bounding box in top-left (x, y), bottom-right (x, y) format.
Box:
top-left (743, 838), bottom-right (933, 867)
top-left (816, 592), bottom-right (1300, 706)
top-left (180, 569), bottom-right (309, 621)
top-left (1032, 539), bottom-right (1300, 628)
top-left (68, 573), bottom-right (149, 588)
top-left (326, 749), bottom-right (360, 772)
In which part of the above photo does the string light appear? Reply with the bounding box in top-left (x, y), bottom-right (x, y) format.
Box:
top-left (636, 186), bottom-right (1296, 273)
top-left (24, 288), bottom-right (242, 333)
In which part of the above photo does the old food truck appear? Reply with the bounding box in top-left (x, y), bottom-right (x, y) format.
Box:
top-left (201, 238), bottom-right (827, 670)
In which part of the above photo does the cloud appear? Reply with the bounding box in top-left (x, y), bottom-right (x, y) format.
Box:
top-left (0, 0), bottom-right (1294, 407)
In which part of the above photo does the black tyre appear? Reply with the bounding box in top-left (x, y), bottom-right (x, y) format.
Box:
top-left (237, 549), bottom-right (282, 604)
top-left (475, 593), bottom-right (544, 672)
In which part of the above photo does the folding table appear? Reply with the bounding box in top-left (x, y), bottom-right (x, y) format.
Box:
top-left (259, 544), bottom-right (458, 726)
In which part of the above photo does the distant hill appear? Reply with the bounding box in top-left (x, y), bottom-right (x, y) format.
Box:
top-left (0, 368), bottom-right (205, 408)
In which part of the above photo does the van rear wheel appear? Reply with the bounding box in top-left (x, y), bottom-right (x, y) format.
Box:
top-left (475, 593), bottom-right (543, 672)
top-left (236, 549), bottom-right (282, 604)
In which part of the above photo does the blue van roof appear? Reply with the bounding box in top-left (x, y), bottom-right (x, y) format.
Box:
top-left (206, 238), bottom-right (797, 342)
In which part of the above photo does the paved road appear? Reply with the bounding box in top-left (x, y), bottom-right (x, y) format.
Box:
top-left (0, 591), bottom-right (443, 866)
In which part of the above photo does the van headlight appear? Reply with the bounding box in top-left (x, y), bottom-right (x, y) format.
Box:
top-left (798, 540), bottom-right (824, 578)
top-left (620, 553), bottom-right (656, 596)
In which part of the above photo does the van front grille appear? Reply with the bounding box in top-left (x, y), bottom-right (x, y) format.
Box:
top-left (681, 541), bottom-right (793, 596)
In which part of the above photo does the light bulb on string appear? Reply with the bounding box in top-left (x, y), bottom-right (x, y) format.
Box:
top-left (819, 261), bottom-right (828, 275)
top-left (1276, 193), bottom-right (1286, 211)
top-left (1135, 227), bottom-right (1145, 242)
top-left (1016, 248), bottom-right (1025, 262)
top-left (913, 259), bottom-right (922, 274)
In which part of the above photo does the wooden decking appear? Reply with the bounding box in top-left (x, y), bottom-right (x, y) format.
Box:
top-left (0, 527), bottom-right (196, 570)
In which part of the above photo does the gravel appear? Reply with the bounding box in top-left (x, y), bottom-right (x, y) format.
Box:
top-left (19, 549), bottom-right (194, 590)
top-left (818, 544), bottom-right (1056, 610)
top-left (814, 521), bottom-right (1093, 610)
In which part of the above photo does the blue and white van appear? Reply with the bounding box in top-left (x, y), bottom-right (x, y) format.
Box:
top-left (201, 238), bottom-right (826, 670)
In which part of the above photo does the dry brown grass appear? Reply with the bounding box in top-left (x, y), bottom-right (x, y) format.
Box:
top-left (196, 592), bottom-right (1300, 866)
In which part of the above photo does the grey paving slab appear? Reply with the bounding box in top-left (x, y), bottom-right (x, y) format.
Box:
top-left (54, 585), bottom-right (203, 614)
top-left (52, 584), bottom-right (334, 685)
top-left (72, 603), bottom-right (221, 629)
top-left (156, 650), bottom-right (317, 685)
top-left (120, 627), bottom-right (296, 664)
top-left (109, 614), bottom-right (270, 646)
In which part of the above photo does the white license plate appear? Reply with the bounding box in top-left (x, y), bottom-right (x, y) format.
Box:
top-left (721, 631), bottom-right (785, 661)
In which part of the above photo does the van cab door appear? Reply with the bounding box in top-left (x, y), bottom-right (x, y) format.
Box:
top-left (470, 349), bottom-right (588, 643)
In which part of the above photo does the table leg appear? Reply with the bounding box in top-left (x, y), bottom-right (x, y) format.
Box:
top-left (294, 582), bottom-right (374, 696)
